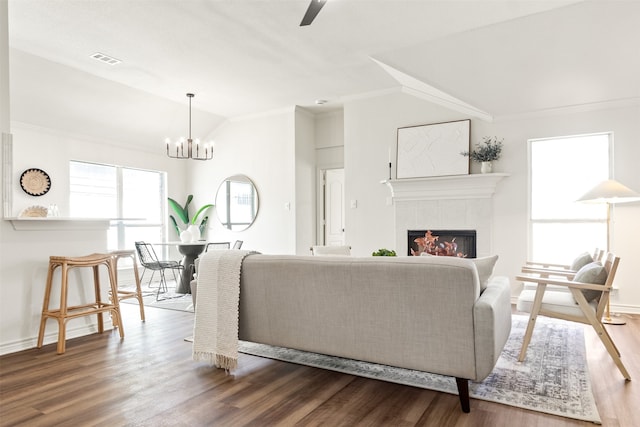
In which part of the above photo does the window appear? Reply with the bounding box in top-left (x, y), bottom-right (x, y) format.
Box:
top-left (529, 133), bottom-right (610, 264)
top-left (70, 161), bottom-right (167, 252)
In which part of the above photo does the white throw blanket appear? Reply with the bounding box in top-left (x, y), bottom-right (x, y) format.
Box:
top-left (192, 250), bottom-right (257, 370)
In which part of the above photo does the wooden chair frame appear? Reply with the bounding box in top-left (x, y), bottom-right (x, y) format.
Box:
top-left (523, 248), bottom-right (603, 274)
top-left (516, 253), bottom-right (630, 380)
top-left (109, 250), bottom-right (145, 324)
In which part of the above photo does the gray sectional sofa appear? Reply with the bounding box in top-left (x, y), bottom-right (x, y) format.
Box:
top-left (229, 254), bottom-right (512, 412)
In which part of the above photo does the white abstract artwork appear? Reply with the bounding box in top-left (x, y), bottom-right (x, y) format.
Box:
top-left (396, 119), bottom-right (470, 179)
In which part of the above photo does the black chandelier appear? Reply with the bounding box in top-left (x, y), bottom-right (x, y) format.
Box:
top-left (165, 93), bottom-right (213, 160)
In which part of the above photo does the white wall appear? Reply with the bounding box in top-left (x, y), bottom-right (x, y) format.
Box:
top-left (294, 108), bottom-right (316, 254)
top-left (315, 110), bottom-right (344, 150)
top-left (343, 90), bottom-right (640, 313)
top-left (0, 123), bottom-right (189, 355)
top-left (314, 110), bottom-right (345, 244)
top-left (0, 0), bottom-right (8, 132)
top-left (344, 92), bottom-right (467, 256)
top-left (481, 104), bottom-right (640, 312)
top-left (9, 124), bottom-right (188, 217)
top-left (189, 108), bottom-right (298, 255)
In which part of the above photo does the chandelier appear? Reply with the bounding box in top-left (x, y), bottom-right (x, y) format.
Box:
top-left (165, 93), bottom-right (214, 160)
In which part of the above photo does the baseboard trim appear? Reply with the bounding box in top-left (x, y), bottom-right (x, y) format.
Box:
top-left (609, 303), bottom-right (640, 315)
top-left (0, 320), bottom-right (115, 356)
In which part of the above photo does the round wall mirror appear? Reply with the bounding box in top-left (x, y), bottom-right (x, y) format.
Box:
top-left (215, 175), bottom-right (259, 231)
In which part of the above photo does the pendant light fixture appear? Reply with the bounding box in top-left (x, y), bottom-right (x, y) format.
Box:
top-left (165, 93), bottom-right (214, 160)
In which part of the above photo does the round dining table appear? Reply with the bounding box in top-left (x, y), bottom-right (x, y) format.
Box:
top-left (151, 241), bottom-right (207, 294)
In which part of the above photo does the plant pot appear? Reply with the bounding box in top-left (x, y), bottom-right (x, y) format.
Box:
top-left (481, 161), bottom-right (493, 174)
top-left (187, 224), bottom-right (201, 242)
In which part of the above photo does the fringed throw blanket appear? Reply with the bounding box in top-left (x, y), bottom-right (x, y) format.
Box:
top-left (192, 250), bottom-right (257, 370)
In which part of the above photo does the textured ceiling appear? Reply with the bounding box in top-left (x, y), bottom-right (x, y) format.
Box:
top-left (6, 0), bottom-right (640, 145)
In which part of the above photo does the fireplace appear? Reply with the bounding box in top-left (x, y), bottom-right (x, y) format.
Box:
top-left (408, 229), bottom-right (477, 258)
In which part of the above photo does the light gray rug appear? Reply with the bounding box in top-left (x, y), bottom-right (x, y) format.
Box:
top-left (119, 280), bottom-right (195, 312)
top-left (237, 315), bottom-right (601, 423)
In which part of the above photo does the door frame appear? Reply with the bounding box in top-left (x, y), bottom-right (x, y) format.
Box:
top-left (316, 166), bottom-right (344, 246)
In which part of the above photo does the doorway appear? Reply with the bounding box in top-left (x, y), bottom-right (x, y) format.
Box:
top-left (320, 168), bottom-right (345, 246)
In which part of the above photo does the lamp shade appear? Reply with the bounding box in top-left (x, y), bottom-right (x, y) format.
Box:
top-left (576, 179), bottom-right (640, 204)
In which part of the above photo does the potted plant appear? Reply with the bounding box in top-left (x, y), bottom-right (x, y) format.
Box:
top-left (372, 248), bottom-right (397, 256)
top-left (461, 136), bottom-right (503, 173)
top-left (168, 195), bottom-right (213, 242)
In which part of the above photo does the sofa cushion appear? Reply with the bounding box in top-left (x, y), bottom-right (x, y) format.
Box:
top-left (573, 261), bottom-right (608, 302)
top-left (570, 252), bottom-right (593, 271)
top-left (471, 255), bottom-right (499, 291)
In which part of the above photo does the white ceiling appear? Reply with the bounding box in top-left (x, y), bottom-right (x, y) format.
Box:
top-left (7, 0), bottom-right (640, 146)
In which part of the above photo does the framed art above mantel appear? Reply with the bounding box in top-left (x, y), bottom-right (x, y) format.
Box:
top-left (396, 119), bottom-right (470, 179)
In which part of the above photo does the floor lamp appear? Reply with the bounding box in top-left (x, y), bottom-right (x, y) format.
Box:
top-left (577, 179), bottom-right (640, 325)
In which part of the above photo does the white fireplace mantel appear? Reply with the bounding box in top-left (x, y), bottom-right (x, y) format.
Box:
top-left (382, 173), bottom-right (509, 202)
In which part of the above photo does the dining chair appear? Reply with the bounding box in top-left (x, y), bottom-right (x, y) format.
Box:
top-left (134, 241), bottom-right (183, 300)
top-left (310, 245), bottom-right (351, 256)
top-left (206, 242), bottom-right (230, 251)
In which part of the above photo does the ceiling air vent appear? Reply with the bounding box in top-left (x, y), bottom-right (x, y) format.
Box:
top-left (90, 52), bottom-right (121, 65)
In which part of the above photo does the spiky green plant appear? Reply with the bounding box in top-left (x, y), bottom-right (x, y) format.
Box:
top-left (168, 194), bottom-right (213, 236)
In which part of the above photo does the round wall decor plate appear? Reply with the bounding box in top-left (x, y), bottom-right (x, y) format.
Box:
top-left (19, 205), bottom-right (49, 218)
top-left (20, 168), bottom-right (51, 196)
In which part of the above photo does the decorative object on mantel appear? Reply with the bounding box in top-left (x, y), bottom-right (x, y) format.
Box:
top-left (461, 136), bottom-right (503, 174)
top-left (168, 195), bottom-right (214, 242)
top-left (47, 204), bottom-right (60, 217)
top-left (165, 93), bottom-right (214, 160)
top-left (397, 119), bottom-right (470, 179)
top-left (372, 248), bottom-right (397, 256)
top-left (20, 168), bottom-right (51, 196)
top-left (18, 205), bottom-right (48, 218)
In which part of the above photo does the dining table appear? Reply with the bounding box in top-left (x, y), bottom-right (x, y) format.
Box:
top-left (151, 241), bottom-right (208, 294)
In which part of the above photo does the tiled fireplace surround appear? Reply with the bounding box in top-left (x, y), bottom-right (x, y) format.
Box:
top-left (384, 173), bottom-right (509, 258)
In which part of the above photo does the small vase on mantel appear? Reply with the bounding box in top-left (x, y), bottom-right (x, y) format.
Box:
top-left (481, 161), bottom-right (493, 174)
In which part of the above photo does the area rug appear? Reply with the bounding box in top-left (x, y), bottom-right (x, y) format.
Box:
top-left (236, 315), bottom-right (601, 423)
top-left (119, 280), bottom-right (194, 312)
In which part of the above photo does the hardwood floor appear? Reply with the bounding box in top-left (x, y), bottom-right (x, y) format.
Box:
top-left (1, 304), bottom-right (638, 426)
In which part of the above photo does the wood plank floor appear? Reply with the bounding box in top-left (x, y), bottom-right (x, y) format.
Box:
top-left (1, 304), bottom-right (638, 426)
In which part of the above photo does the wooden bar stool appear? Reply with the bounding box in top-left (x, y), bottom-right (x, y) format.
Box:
top-left (109, 249), bottom-right (145, 325)
top-left (37, 253), bottom-right (124, 354)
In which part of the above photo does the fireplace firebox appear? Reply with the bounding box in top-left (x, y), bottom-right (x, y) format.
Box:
top-left (408, 230), bottom-right (477, 258)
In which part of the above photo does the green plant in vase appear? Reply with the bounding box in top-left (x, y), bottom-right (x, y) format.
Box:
top-left (372, 248), bottom-right (397, 256)
top-left (168, 194), bottom-right (213, 241)
top-left (461, 136), bottom-right (503, 173)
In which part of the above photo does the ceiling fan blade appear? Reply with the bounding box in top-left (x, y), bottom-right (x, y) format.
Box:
top-left (300, 0), bottom-right (327, 26)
